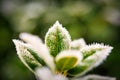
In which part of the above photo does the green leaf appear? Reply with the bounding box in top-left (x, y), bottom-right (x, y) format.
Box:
top-left (68, 56), bottom-right (96, 77)
top-left (13, 39), bottom-right (42, 72)
top-left (45, 21), bottom-right (71, 57)
top-left (56, 57), bottom-right (78, 71)
top-left (27, 49), bottom-right (46, 66)
top-left (81, 43), bottom-right (111, 59)
top-left (82, 49), bottom-right (97, 59)
top-left (19, 33), bottom-right (55, 71)
top-left (55, 50), bottom-right (82, 72)
top-left (68, 44), bottom-right (113, 77)
top-left (22, 51), bottom-right (42, 70)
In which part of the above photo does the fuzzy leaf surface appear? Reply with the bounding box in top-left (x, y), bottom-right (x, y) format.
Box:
top-left (45, 21), bottom-right (71, 57)
top-left (68, 44), bottom-right (113, 77)
top-left (13, 40), bottom-right (42, 72)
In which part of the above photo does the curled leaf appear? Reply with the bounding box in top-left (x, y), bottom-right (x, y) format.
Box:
top-left (55, 50), bottom-right (83, 72)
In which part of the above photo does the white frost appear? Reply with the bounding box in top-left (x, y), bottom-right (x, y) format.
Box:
top-left (45, 21), bottom-right (71, 49)
top-left (78, 43), bottom-right (113, 76)
top-left (71, 38), bottom-right (86, 49)
top-left (12, 39), bottom-right (41, 72)
top-left (35, 67), bottom-right (68, 80)
top-left (81, 43), bottom-right (113, 64)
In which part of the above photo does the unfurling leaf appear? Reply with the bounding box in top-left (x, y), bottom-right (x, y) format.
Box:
top-left (55, 50), bottom-right (83, 72)
top-left (45, 21), bottom-right (71, 57)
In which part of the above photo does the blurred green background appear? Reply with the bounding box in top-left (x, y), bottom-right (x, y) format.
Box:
top-left (0, 0), bottom-right (120, 80)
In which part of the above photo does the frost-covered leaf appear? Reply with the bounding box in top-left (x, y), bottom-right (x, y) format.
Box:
top-left (73, 75), bottom-right (116, 80)
top-left (71, 38), bottom-right (86, 50)
top-left (13, 21), bottom-right (114, 80)
top-left (19, 33), bottom-right (55, 71)
top-left (55, 50), bottom-right (83, 72)
top-left (35, 44), bottom-right (56, 72)
top-left (68, 63), bottom-right (88, 77)
top-left (68, 54), bottom-right (98, 77)
top-left (13, 39), bottom-right (42, 72)
top-left (45, 21), bottom-right (71, 57)
top-left (68, 43), bottom-right (113, 77)
top-left (81, 43), bottom-right (113, 60)
top-left (27, 49), bottom-right (46, 66)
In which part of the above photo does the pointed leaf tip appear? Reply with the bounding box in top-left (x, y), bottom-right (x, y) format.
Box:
top-left (68, 43), bottom-right (113, 77)
top-left (55, 20), bottom-right (60, 25)
top-left (45, 21), bottom-right (71, 57)
top-left (13, 39), bottom-right (42, 72)
top-left (81, 43), bottom-right (113, 59)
